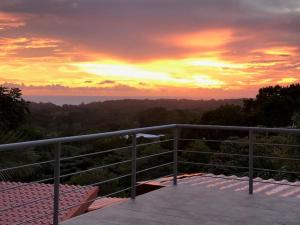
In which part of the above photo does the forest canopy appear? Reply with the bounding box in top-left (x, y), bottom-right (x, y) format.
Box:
top-left (1, 83), bottom-right (300, 188)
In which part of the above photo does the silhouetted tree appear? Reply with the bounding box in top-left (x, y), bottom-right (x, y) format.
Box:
top-left (243, 84), bottom-right (300, 126)
top-left (201, 104), bottom-right (244, 125)
top-left (202, 84), bottom-right (300, 127)
top-left (0, 86), bottom-right (30, 130)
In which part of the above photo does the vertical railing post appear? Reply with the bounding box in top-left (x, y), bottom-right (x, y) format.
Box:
top-left (248, 130), bottom-right (255, 195)
top-left (53, 142), bottom-right (61, 225)
top-left (131, 134), bottom-right (137, 199)
top-left (173, 127), bottom-right (179, 186)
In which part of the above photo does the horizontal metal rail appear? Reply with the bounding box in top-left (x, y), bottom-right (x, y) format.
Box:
top-left (254, 167), bottom-right (300, 175)
top-left (0, 124), bottom-right (176, 152)
top-left (178, 150), bottom-right (249, 158)
top-left (179, 161), bottom-right (249, 170)
top-left (90, 173), bottom-right (132, 186)
top-left (2, 124), bottom-right (300, 152)
top-left (60, 159), bottom-right (132, 179)
top-left (254, 155), bottom-right (300, 161)
top-left (136, 162), bottom-right (174, 174)
top-left (60, 146), bottom-right (131, 161)
top-left (0, 159), bottom-right (54, 173)
top-left (136, 151), bottom-right (173, 161)
top-left (136, 139), bottom-right (173, 148)
top-left (1, 123), bottom-right (300, 225)
top-left (179, 161), bottom-right (300, 175)
top-left (255, 142), bottom-right (300, 148)
top-left (60, 139), bottom-right (173, 162)
top-left (177, 124), bottom-right (300, 134)
top-left (179, 138), bottom-right (249, 145)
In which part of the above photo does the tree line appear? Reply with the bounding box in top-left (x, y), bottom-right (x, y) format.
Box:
top-left (0, 84), bottom-right (300, 193)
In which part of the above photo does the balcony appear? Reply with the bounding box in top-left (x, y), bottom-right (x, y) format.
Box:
top-left (63, 175), bottom-right (300, 225)
top-left (1, 124), bottom-right (300, 225)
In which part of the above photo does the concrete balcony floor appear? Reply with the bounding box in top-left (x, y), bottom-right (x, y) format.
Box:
top-left (63, 176), bottom-right (300, 225)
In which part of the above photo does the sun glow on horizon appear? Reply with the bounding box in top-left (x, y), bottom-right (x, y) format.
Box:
top-left (0, 0), bottom-right (300, 99)
top-left (71, 57), bottom-right (239, 89)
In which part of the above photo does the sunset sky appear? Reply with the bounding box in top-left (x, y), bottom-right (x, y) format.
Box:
top-left (0, 0), bottom-right (300, 99)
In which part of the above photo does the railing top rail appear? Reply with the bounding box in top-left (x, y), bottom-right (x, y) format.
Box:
top-left (177, 124), bottom-right (300, 134)
top-left (0, 124), bottom-right (176, 151)
top-left (1, 124), bottom-right (299, 151)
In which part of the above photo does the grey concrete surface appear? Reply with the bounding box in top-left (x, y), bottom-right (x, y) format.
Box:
top-left (63, 183), bottom-right (300, 225)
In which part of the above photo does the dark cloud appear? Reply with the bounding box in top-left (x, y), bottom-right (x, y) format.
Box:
top-left (139, 82), bottom-right (147, 86)
top-left (1, 0), bottom-right (300, 60)
top-left (98, 80), bottom-right (115, 85)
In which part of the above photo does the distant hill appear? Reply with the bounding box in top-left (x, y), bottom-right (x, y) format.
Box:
top-left (30, 98), bottom-right (243, 110)
top-left (93, 98), bottom-right (243, 110)
top-left (29, 99), bottom-right (243, 136)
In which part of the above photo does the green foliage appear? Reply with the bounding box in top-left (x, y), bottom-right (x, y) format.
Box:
top-left (136, 143), bottom-right (173, 181)
top-left (179, 134), bottom-right (300, 181)
top-left (253, 134), bottom-right (300, 180)
top-left (292, 112), bottom-right (300, 128)
top-left (209, 137), bottom-right (249, 176)
top-left (1, 83), bottom-right (300, 193)
top-left (0, 129), bottom-right (40, 181)
top-left (0, 86), bottom-right (46, 182)
top-left (202, 83), bottom-right (300, 127)
top-left (201, 104), bottom-right (244, 125)
top-left (179, 141), bottom-right (211, 173)
top-left (29, 99), bottom-right (242, 136)
top-left (68, 170), bottom-right (124, 196)
top-left (0, 86), bottom-right (30, 130)
top-left (243, 84), bottom-right (300, 126)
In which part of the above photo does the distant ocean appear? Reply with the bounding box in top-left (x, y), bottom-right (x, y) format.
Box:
top-left (24, 96), bottom-right (175, 105)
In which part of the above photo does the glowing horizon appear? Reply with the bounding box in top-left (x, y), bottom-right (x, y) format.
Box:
top-left (0, 0), bottom-right (299, 99)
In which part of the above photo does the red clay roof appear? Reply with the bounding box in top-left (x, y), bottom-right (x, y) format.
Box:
top-left (0, 181), bottom-right (98, 225)
top-left (154, 173), bottom-right (300, 198)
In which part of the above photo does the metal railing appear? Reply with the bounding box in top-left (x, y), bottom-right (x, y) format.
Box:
top-left (0, 124), bottom-right (300, 225)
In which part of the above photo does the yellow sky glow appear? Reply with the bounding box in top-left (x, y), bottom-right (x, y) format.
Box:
top-left (0, 7), bottom-right (299, 99)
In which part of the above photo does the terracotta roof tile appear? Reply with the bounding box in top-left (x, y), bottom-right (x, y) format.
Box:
top-left (155, 173), bottom-right (300, 199)
top-left (0, 181), bottom-right (99, 225)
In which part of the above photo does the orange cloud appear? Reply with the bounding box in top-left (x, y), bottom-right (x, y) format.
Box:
top-left (167, 29), bottom-right (233, 48)
top-left (0, 37), bottom-right (63, 59)
top-left (0, 12), bottom-right (26, 30)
